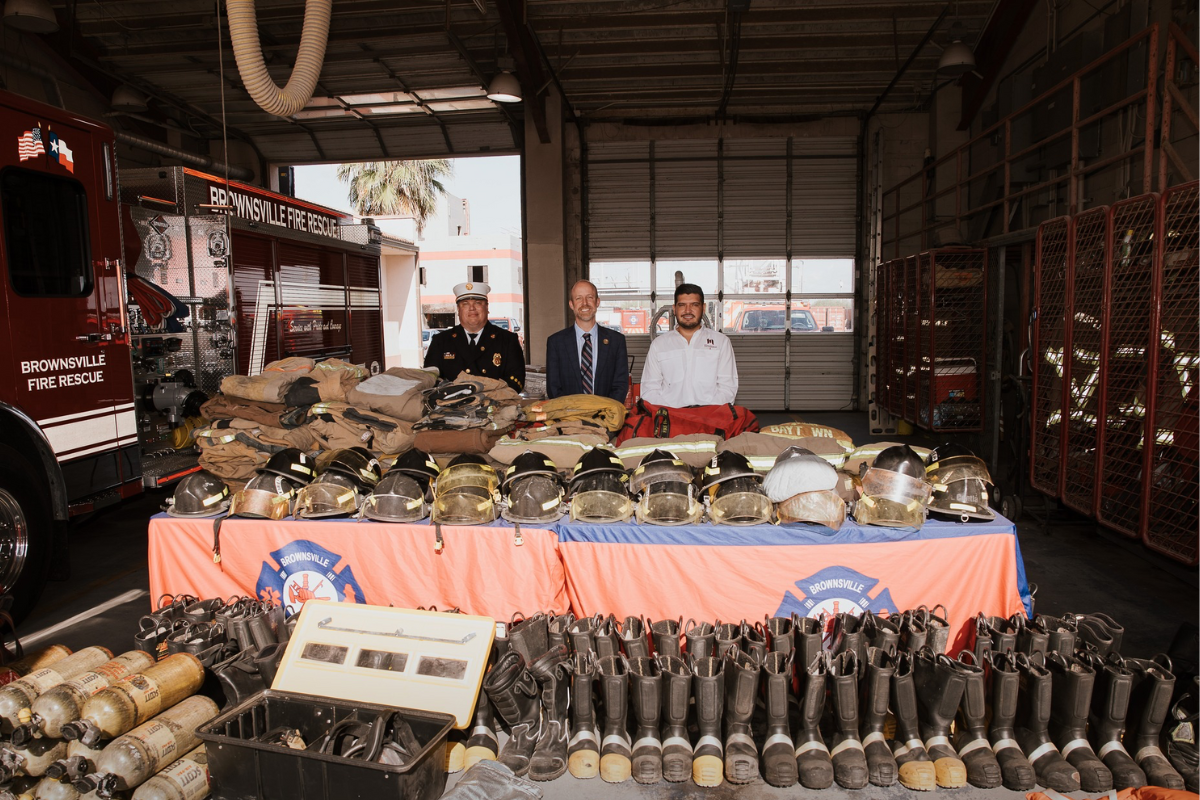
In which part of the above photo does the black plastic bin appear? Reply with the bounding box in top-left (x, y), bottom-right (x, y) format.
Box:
top-left (197, 690), bottom-right (453, 800)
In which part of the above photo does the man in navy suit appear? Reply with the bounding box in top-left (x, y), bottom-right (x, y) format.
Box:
top-left (545, 280), bottom-right (629, 402)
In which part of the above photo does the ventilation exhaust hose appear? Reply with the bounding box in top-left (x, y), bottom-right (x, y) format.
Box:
top-left (225, 0), bottom-right (331, 118)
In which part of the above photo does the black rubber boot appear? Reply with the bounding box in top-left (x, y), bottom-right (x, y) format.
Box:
top-left (973, 614), bottom-right (1017, 662)
top-left (567, 615), bottom-right (597, 657)
top-left (483, 650), bottom-right (543, 777)
top-left (900, 609), bottom-right (929, 653)
top-left (913, 648), bottom-right (968, 788)
top-left (528, 646), bottom-right (570, 781)
top-left (1125, 656), bottom-right (1186, 789)
top-left (715, 621), bottom-right (742, 660)
top-left (547, 612), bottom-right (574, 654)
top-left (627, 656), bottom-right (662, 784)
top-left (1162, 676), bottom-right (1198, 792)
top-left (649, 618), bottom-right (681, 658)
top-left (596, 654), bottom-right (632, 783)
top-left (690, 654), bottom-right (725, 788)
top-left (1075, 612), bottom-right (1125, 656)
top-left (860, 647), bottom-right (897, 787)
top-left (657, 654), bottom-right (692, 783)
top-left (594, 616), bottom-right (622, 659)
top-left (862, 610), bottom-right (900, 652)
top-left (951, 652), bottom-right (1002, 787)
top-left (829, 649), bottom-right (868, 788)
top-left (740, 621), bottom-right (767, 662)
top-left (831, 613), bottom-right (866, 667)
top-left (1037, 614), bottom-right (1078, 655)
top-left (1048, 651), bottom-right (1113, 791)
top-left (890, 650), bottom-right (937, 791)
top-left (567, 651), bottom-right (600, 779)
top-left (761, 650), bottom-right (798, 787)
top-left (464, 631), bottom-right (506, 769)
top-left (985, 649), bottom-right (1036, 790)
top-left (795, 649), bottom-right (835, 789)
top-left (621, 616), bottom-right (650, 659)
top-left (722, 647), bottom-right (761, 784)
top-left (924, 605), bottom-right (951, 654)
top-left (684, 620), bottom-right (715, 660)
top-left (1079, 651), bottom-right (1146, 788)
top-left (792, 615), bottom-right (824, 675)
top-left (1014, 614), bottom-right (1049, 658)
top-left (765, 615), bottom-right (793, 654)
top-left (1014, 653), bottom-right (1080, 791)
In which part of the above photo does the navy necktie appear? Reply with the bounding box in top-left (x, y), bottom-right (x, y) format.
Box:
top-left (581, 333), bottom-right (593, 394)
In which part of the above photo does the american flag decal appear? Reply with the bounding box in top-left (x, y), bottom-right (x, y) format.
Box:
top-left (18, 128), bottom-right (45, 161)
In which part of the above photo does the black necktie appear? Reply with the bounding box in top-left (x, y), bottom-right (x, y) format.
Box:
top-left (581, 333), bottom-right (593, 394)
top-left (469, 333), bottom-right (478, 347)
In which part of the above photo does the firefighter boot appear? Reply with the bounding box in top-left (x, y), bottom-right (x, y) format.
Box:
top-left (1079, 651), bottom-right (1146, 788)
top-left (1048, 652), bottom-right (1112, 791)
top-left (509, 614), bottom-right (549, 664)
top-left (1163, 676), bottom-right (1198, 791)
top-left (1124, 657), bottom-right (1186, 789)
top-left (761, 650), bottom-right (798, 787)
top-left (546, 613), bottom-right (574, 654)
top-left (464, 631), bottom-right (507, 769)
top-left (765, 615), bottom-right (793, 654)
top-left (1038, 614), bottom-right (1078, 655)
top-left (684, 620), bottom-right (715, 660)
top-left (482, 651), bottom-right (543, 778)
top-left (1014, 614), bottom-right (1049, 658)
top-left (596, 654), bottom-right (632, 783)
top-left (594, 616), bottom-right (622, 659)
top-left (900, 608), bottom-right (928, 653)
top-left (952, 653), bottom-right (1003, 787)
top-left (829, 650), bottom-right (868, 788)
top-left (863, 610), bottom-right (900, 652)
top-left (795, 650), bottom-right (835, 789)
top-left (722, 647), bottom-right (761, 784)
top-left (792, 615), bottom-right (824, 674)
top-left (741, 622), bottom-right (767, 662)
top-left (657, 654), bottom-right (693, 783)
top-left (528, 646), bottom-right (570, 781)
top-left (974, 614), bottom-right (1018, 663)
top-left (649, 618), bottom-right (682, 658)
top-left (913, 648), bottom-right (968, 788)
top-left (986, 650), bottom-right (1036, 790)
top-left (627, 656), bottom-right (662, 784)
top-left (1014, 653), bottom-right (1081, 791)
top-left (1075, 612), bottom-right (1125, 656)
top-left (715, 622), bottom-right (742, 660)
top-left (621, 616), bottom-right (651, 659)
top-left (690, 655), bottom-right (725, 788)
top-left (567, 651), bottom-right (600, 779)
top-left (890, 650), bottom-right (937, 791)
top-left (860, 647), bottom-right (898, 787)
top-left (831, 613), bottom-right (866, 666)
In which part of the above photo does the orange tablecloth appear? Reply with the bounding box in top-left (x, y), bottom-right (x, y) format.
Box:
top-left (147, 515), bottom-right (569, 617)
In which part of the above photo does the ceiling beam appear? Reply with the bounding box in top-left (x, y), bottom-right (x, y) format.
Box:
top-left (955, 0), bottom-right (1038, 130)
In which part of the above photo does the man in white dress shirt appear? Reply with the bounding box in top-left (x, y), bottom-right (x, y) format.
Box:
top-left (640, 283), bottom-right (739, 407)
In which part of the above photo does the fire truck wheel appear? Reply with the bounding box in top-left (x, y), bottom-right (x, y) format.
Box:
top-left (0, 450), bottom-right (51, 625)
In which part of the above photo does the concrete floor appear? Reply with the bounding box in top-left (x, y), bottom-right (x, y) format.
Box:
top-left (13, 411), bottom-right (1198, 799)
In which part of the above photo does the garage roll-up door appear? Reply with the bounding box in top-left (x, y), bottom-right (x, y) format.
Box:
top-left (585, 135), bottom-right (859, 411)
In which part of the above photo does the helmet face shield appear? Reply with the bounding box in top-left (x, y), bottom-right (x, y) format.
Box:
top-left (630, 458), bottom-right (693, 495)
top-left (777, 490), bottom-right (846, 530)
top-left (854, 468), bottom-right (930, 529)
top-left (363, 472), bottom-right (431, 523)
top-left (929, 477), bottom-right (994, 521)
top-left (503, 474), bottom-right (566, 523)
top-left (433, 463), bottom-right (499, 525)
top-left (295, 472), bottom-right (361, 519)
top-left (927, 455), bottom-right (992, 487)
top-left (635, 480), bottom-right (702, 526)
top-left (569, 472), bottom-right (632, 523)
top-left (707, 477), bottom-right (773, 526)
top-left (230, 474), bottom-right (296, 520)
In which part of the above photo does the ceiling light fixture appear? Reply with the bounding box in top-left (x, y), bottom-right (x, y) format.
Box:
top-left (3, 0), bottom-right (59, 33)
top-left (111, 85), bottom-right (149, 113)
top-left (937, 4), bottom-right (975, 76)
top-left (487, 70), bottom-right (522, 103)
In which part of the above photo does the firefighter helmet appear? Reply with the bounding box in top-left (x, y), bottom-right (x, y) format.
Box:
top-left (362, 470), bottom-right (432, 523)
top-left (763, 450), bottom-right (839, 503)
top-left (325, 448), bottom-right (382, 489)
top-left (571, 447), bottom-right (626, 482)
top-left (432, 458), bottom-right (500, 525)
top-left (924, 442), bottom-right (974, 470)
top-left (924, 448), bottom-right (994, 522)
top-left (503, 474), bottom-right (567, 524)
top-left (699, 451), bottom-right (758, 491)
top-left (229, 472), bottom-right (297, 520)
top-left (706, 476), bottom-right (773, 526)
top-left (166, 471), bottom-right (230, 518)
top-left (294, 471), bottom-right (362, 519)
top-left (389, 448), bottom-right (441, 482)
top-left (854, 464), bottom-right (931, 530)
top-left (629, 449), bottom-right (694, 496)
top-left (569, 471), bottom-right (633, 523)
top-left (502, 451), bottom-right (562, 488)
top-left (260, 448), bottom-right (317, 485)
top-left (867, 444), bottom-right (926, 481)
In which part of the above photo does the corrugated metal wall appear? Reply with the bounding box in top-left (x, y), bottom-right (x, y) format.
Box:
top-left (585, 136), bottom-right (858, 411)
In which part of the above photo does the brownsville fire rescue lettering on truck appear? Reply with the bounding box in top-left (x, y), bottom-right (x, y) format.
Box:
top-left (21, 354), bottom-right (107, 390)
top-left (207, 184), bottom-right (339, 236)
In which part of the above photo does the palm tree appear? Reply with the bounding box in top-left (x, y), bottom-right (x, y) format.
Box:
top-left (336, 160), bottom-right (452, 235)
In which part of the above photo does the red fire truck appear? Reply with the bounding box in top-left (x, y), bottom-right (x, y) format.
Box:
top-left (0, 90), bottom-right (384, 620)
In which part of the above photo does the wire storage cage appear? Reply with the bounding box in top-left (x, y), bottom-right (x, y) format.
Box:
top-left (1031, 217), bottom-right (1072, 499)
top-left (922, 249), bottom-right (987, 432)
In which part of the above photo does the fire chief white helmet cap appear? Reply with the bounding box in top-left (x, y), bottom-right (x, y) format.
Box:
top-left (454, 282), bottom-right (491, 301)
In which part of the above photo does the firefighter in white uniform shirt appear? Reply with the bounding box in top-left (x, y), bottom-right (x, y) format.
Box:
top-left (640, 283), bottom-right (739, 407)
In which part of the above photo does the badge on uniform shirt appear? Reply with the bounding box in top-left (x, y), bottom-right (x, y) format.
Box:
top-left (445, 353), bottom-right (455, 360)
top-left (493, 353), bottom-right (503, 367)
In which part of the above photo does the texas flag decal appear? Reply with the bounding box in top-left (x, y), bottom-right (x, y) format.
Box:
top-left (47, 131), bottom-right (74, 173)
